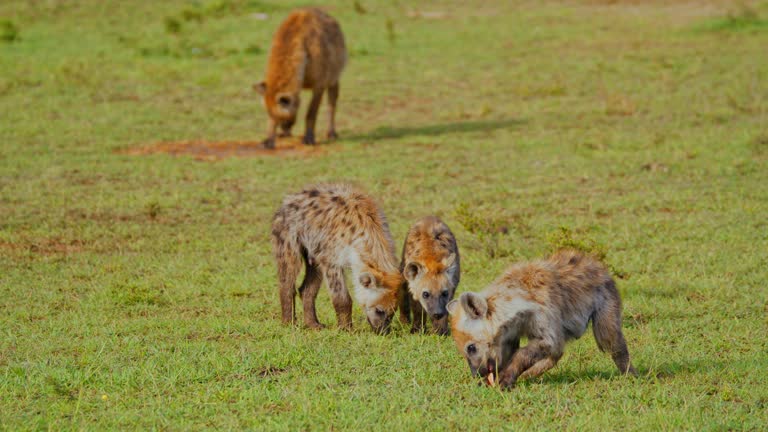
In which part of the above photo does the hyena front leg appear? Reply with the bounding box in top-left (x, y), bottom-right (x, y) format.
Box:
top-left (263, 117), bottom-right (278, 149)
top-left (592, 282), bottom-right (637, 375)
top-left (303, 88), bottom-right (325, 145)
top-left (410, 299), bottom-right (427, 334)
top-left (398, 283), bottom-right (412, 326)
top-left (498, 339), bottom-right (561, 389)
top-left (299, 261), bottom-right (324, 330)
top-left (518, 357), bottom-right (560, 381)
top-left (324, 265), bottom-right (353, 330)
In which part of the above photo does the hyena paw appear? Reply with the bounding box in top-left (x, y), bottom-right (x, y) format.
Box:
top-left (306, 322), bottom-right (325, 330)
top-left (433, 327), bottom-right (450, 337)
top-left (498, 373), bottom-right (518, 390)
top-left (262, 137), bottom-right (276, 149)
top-left (327, 130), bottom-right (338, 141)
top-left (302, 132), bottom-right (316, 145)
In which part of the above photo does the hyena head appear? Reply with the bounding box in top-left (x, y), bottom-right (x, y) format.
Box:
top-left (447, 292), bottom-right (501, 378)
top-left (253, 81), bottom-right (300, 130)
top-left (357, 270), bottom-right (403, 335)
top-left (404, 252), bottom-right (457, 333)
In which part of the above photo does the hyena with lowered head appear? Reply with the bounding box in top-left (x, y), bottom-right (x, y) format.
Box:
top-left (399, 216), bottom-right (460, 335)
top-left (447, 249), bottom-right (636, 389)
top-left (271, 184), bottom-right (403, 334)
top-left (254, 8), bottom-right (347, 148)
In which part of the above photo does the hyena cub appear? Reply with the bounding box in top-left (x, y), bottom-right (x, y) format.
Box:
top-left (399, 216), bottom-right (460, 335)
top-left (447, 249), bottom-right (636, 389)
top-left (254, 8), bottom-right (347, 148)
top-left (271, 184), bottom-right (403, 334)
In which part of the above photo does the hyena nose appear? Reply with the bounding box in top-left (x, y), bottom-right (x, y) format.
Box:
top-left (432, 312), bottom-right (446, 320)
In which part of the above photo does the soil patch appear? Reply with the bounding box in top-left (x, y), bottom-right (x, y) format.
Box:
top-left (0, 238), bottom-right (86, 256)
top-left (119, 137), bottom-right (329, 161)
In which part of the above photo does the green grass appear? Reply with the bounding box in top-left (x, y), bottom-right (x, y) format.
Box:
top-left (1, 0), bottom-right (767, 429)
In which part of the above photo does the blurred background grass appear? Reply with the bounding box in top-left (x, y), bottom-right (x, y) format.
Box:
top-left (1, 0), bottom-right (767, 429)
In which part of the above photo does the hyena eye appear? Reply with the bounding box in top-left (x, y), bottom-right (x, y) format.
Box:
top-left (422, 291), bottom-right (430, 299)
top-left (467, 344), bottom-right (477, 355)
top-left (441, 291), bottom-right (449, 298)
top-left (278, 96), bottom-right (291, 108)
top-left (375, 308), bottom-right (386, 316)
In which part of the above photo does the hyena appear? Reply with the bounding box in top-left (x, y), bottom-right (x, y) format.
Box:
top-left (254, 8), bottom-right (347, 149)
top-left (271, 184), bottom-right (403, 334)
top-left (399, 216), bottom-right (460, 335)
top-left (447, 249), bottom-right (636, 389)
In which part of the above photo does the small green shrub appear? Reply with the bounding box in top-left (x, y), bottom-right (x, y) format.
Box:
top-left (0, 19), bottom-right (20, 42)
top-left (547, 226), bottom-right (627, 278)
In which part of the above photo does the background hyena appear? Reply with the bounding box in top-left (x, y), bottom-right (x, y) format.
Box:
top-left (447, 249), bottom-right (636, 389)
top-left (254, 8), bottom-right (347, 148)
top-left (271, 184), bottom-right (402, 334)
top-left (399, 216), bottom-right (460, 335)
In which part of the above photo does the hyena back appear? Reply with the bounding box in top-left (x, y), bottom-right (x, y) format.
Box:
top-left (254, 8), bottom-right (347, 148)
top-left (399, 216), bottom-right (460, 335)
top-left (447, 249), bottom-right (636, 389)
top-left (271, 184), bottom-right (402, 333)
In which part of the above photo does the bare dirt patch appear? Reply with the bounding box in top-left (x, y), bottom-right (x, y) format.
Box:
top-left (0, 238), bottom-right (86, 256)
top-left (119, 137), bottom-right (330, 161)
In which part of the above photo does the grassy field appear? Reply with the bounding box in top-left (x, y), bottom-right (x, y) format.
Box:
top-left (1, 0), bottom-right (767, 429)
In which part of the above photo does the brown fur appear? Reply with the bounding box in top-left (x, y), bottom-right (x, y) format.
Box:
top-left (398, 216), bottom-right (460, 335)
top-left (255, 8), bottom-right (347, 148)
top-left (271, 183), bottom-right (402, 333)
top-left (448, 249), bottom-right (636, 389)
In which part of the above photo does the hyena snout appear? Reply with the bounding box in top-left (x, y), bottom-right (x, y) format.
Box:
top-left (366, 307), bottom-right (393, 335)
top-left (422, 296), bottom-right (449, 320)
top-left (477, 358), bottom-right (497, 378)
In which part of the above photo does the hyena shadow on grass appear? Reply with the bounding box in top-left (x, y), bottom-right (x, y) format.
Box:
top-left (347, 118), bottom-right (526, 141)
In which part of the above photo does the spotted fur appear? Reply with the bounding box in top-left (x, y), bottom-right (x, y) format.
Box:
top-left (398, 216), bottom-right (460, 335)
top-left (254, 8), bottom-right (347, 148)
top-left (271, 183), bottom-right (402, 333)
top-left (447, 249), bottom-right (636, 389)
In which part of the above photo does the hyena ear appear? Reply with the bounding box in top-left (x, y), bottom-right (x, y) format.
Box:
top-left (404, 262), bottom-right (421, 281)
top-left (460, 292), bottom-right (488, 319)
top-left (253, 81), bottom-right (266, 95)
top-left (442, 253), bottom-right (456, 268)
top-left (359, 273), bottom-right (375, 288)
top-left (446, 299), bottom-right (459, 316)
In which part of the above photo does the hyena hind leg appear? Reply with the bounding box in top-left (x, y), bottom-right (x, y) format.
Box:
top-left (592, 284), bottom-right (637, 375)
top-left (299, 260), bottom-right (324, 329)
top-left (274, 240), bottom-right (302, 325)
top-left (326, 83), bottom-right (339, 140)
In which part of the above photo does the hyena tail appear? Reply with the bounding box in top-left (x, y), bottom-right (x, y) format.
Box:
top-left (272, 216), bottom-right (302, 326)
top-left (592, 279), bottom-right (637, 376)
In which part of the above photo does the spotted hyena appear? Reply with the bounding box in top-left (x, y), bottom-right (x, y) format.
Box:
top-left (271, 184), bottom-right (402, 333)
top-left (399, 216), bottom-right (460, 335)
top-left (448, 249), bottom-right (636, 389)
top-left (254, 8), bottom-right (346, 148)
